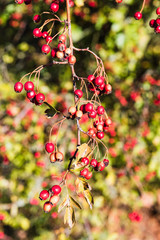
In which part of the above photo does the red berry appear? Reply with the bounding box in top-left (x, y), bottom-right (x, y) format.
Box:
top-left (97, 106), bottom-right (105, 115)
top-left (96, 131), bottom-right (104, 139)
top-left (149, 19), bottom-right (156, 28)
top-left (103, 159), bottom-right (109, 167)
top-left (155, 26), bottom-right (160, 33)
top-left (85, 171), bottom-right (92, 180)
top-left (42, 31), bottom-right (48, 38)
top-left (41, 44), bottom-right (51, 54)
top-left (156, 18), bottom-right (160, 26)
top-left (90, 159), bottom-right (98, 167)
top-left (43, 201), bottom-right (52, 213)
top-left (85, 103), bottom-right (93, 112)
top-left (105, 118), bottom-right (112, 126)
top-left (134, 12), bottom-right (142, 20)
top-left (27, 90), bottom-right (36, 99)
top-left (51, 48), bottom-right (57, 58)
top-left (33, 15), bottom-right (41, 23)
top-left (39, 190), bottom-right (49, 200)
top-left (81, 157), bottom-right (89, 165)
top-left (97, 162), bottom-right (105, 171)
top-left (156, 7), bottom-right (160, 15)
top-left (87, 75), bottom-right (95, 82)
top-left (80, 104), bottom-right (86, 113)
top-left (104, 84), bottom-right (112, 94)
top-left (58, 43), bottom-right (66, 51)
top-left (15, 0), bottom-right (24, 4)
top-left (80, 168), bottom-right (89, 177)
top-left (14, 82), bottom-right (23, 93)
top-left (45, 142), bottom-right (54, 153)
top-left (35, 93), bottom-right (45, 103)
top-left (24, 81), bottom-right (34, 92)
top-left (74, 89), bottom-right (83, 98)
top-left (68, 55), bottom-right (76, 64)
top-left (98, 82), bottom-right (105, 91)
top-left (46, 36), bottom-right (52, 43)
top-left (33, 28), bottom-right (41, 38)
top-left (24, 0), bottom-right (31, 5)
top-left (50, 185), bottom-right (61, 195)
top-left (50, 3), bottom-right (59, 12)
top-left (94, 76), bottom-right (104, 86)
top-left (88, 110), bottom-right (97, 118)
top-left (58, 34), bottom-right (66, 43)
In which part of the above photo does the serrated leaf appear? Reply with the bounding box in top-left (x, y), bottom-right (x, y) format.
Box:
top-left (84, 190), bottom-right (94, 209)
top-left (64, 206), bottom-right (75, 229)
top-left (77, 143), bottom-right (92, 161)
top-left (75, 177), bottom-right (89, 194)
top-left (58, 197), bottom-right (68, 213)
top-left (44, 102), bottom-right (56, 118)
top-left (69, 196), bottom-right (82, 209)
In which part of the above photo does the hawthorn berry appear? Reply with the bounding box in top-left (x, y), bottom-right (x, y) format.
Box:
top-left (14, 82), bottom-right (23, 93)
top-left (75, 110), bottom-right (83, 119)
top-left (149, 19), bottom-right (156, 28)
top-left (156, 7), bottom-right (160, 15)
top-left (90, 159), bottom-right (98, 167)
top-left (81, 157), bottom-right (89, 165)
top-left (50, 3), bottom-right (59, 12)
top-left (24, 0), bottom-right (31, 5)
top-left (103, 159), bottom-right (109, 167)
top-left (15, 0), bottom-right (24, 4)
top-left (88, 110), bottom-right (97, 118)
top-left (80, 168), bottom-right (89, 177)
top-left (97, 161), bottom-right (105, 171)
top-left (97, 106), bottom-right (105, 115)
top-left (74, 89), bottom-right (83, 98)
top-left (94, 76), bottom-right (104, 86)
top-left (96, 131), bottom-right (104, 139)
top-left (96, 124), bottom-right (104, 132)
top-left (50, 185), bottom-right (61, 195)
top-left (155, 26), bottom-right (160, 33)
top-left (80, 104), bottom-right (86, 113)
top-left (104, 84), bottom-right (112, 94)
top-left (33, 28), bottom-right (42, 38)
top-left (56, 51), bottom-right (64, 59)
top-left (85, 103), bottom-right (93, 112)
top-left (51, 48), bottom-right (57, 58)
top-left (55, 152), bottom-right (64, 162)
top-left (88, 128), bottom-right (96, 137)
top-left (39, 190), bottom-right (49, 200)
top-left (45, 142), bottom-right (54, 153)
top-left (156, 19), bottom-right (160, 26)
top-left (68, 55), bottom-right (76, 65)
top-left (41, 44), bottom-right (51, 54)
top-left (87, 75), bottom-right (95, 82)
top-left (104, 118), bottom-right (112, 126)
top-left (68, 106), bottom-right (76, 115)
top-left (59, 34), bottom-right (66, 43)
top-left (46, 36), bottom-right (52, 43)
top-left (43, 201), bottom-right (52, 213)
top-left (42, 31), bottom-right (48, 38)
top-left (58, 43), bottom-right (66, 51)
top-left (33, 14), bottom-right (41, 23)
top-left (27, 90), bottom-right (36, 99)
top-left (24, 81), bottom-right (34, 92)
top-left (65, 48), bottom-right (72, 57)
top-left (35, 93), bottom-right (45, 103)
top-left (134, 12), bottom-right (142, 20)
top-left (49, 195), bottom-right (60, 206)
top-left (50, 152), bottom-right (56, 163)
top-left (85, 171), bottom-right (92, 180)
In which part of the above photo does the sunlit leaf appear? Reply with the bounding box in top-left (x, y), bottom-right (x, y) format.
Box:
top-left (69, 196), bottom-right (82, 209)
top-left (84, 190), bottom-right (94, 209)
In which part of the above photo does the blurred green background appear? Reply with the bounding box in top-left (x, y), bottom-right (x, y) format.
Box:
top-left (0, 0), bottom-right (160, 239)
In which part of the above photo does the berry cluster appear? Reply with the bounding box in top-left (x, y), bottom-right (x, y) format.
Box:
top-left (45, 142), bottom-right (64, 163)
top-left (39, 185), bottom-right (61, 213)
top-left (149, 7), bottom-right (160, 34)
top-left (87, 75), bottom-right (112, 96)
top-left (14, 81), bottom-right (45, 105)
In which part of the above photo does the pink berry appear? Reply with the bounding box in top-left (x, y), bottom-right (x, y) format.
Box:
top-left (134, 12), bottom-right (142, 20)
top-left (14, 82), bottom-right (23, 93)
top-left (45, 142), bottom-right (54, 153)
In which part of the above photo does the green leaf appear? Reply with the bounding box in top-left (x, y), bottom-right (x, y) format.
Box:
top-left (84, 190), bottom-right (94, 209)
top-left (64, 206), bottom-right (75, 229)
top-left (69, 196), bottom-right (82, 210)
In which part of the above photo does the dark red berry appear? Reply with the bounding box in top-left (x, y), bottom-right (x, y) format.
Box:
top-left (80, 168), bottom-right (89, 177)
top-left (41, 44), bottom-right (50, 54)
top-left (33, 28), bottom-right (42, 38)
top-left (39, 190), bottom-right (49, 200)
top-left (97, 106), bottom-right (105, 115)
top-left (90, 159), bottom-right (98, 167)
top-left (134, 12), bottom-right (142, 20)
top-left (51, 48), bottom-right (57, 58)
top-left (85, 103), bottom-right (93, 112)
top-left (74, 89), bottom-right (83, 98)
top-left (88, 110), bottom-right (97, 118)
top-left (24, 81), bottom-right (34, 92)
top-left (149, 19), bottom-right (156, 28)
top-left (27, 90), bottom-right (36, 99)
top-left (15, 0), bottom-right (24, 4)
top-left (103, 159), bottom-right (109, 167)
top-left (33, 15), bottom-right (41, 23)
top-left (35, 93), bottom-right (45, 103)
top-left (87, 75), bottom-right (95, 82)
top-left (81, 157), bottom-right (89, 165)
top-left (80, 104), bottom-right (86, 113)
top-left (96, 131), bottom-right (104, 139)
top-left (14, 82), bottom-right (23, 93)
top-left (45, 142), bottom-right (54, 153)
top-left (50, 185), bottom-right (61, 195)
top-left (24, 0), bottom-right (31, 5)
top-left (50, 3), bottom-right (59, 13)
top-left (43, 201), bottom-right (52, 213)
